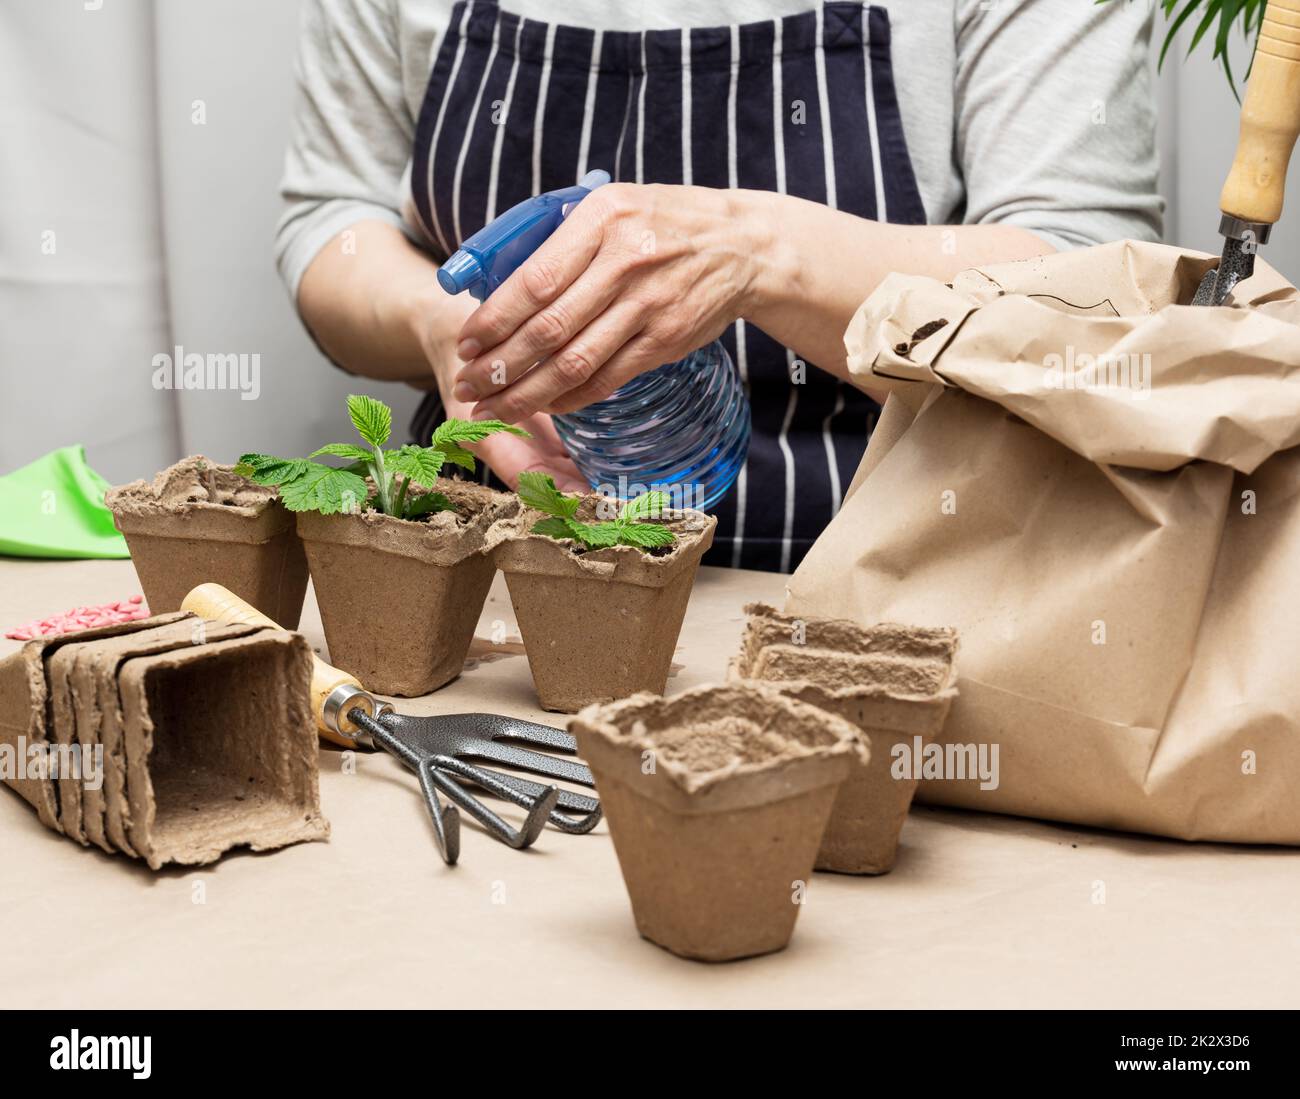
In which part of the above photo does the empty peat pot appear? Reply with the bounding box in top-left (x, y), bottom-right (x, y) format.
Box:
top-left (0, 613), bottom-right (328, 869)
top-left (297, 479), bottom-right (518, 696)
top-left (490, 499), bottom-right (716, 712)
top-left (729, 603), bottom-right (958, 874)
top-left (106, 456), bottom-right (309, 627)
top-left (569, 683), bottom-right (866, 962)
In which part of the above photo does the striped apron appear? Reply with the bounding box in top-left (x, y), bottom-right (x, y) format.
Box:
top-left (408, 0), bottom-right (926, 572)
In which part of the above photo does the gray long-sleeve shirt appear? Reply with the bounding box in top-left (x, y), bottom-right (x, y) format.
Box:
top-left (275, 0), bottom-right (1163, 300)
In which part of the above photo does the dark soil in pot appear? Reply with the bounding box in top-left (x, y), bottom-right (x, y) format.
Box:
top-left (730, 603), bottom-right (958, 875)
top-left (570, 683), bottom-right (865, 962)
top-left (296, 479), bottom-right (518, 697)
top-left (106, 456), bottom-right (309, 627)
top-left (488, 497), bottom-right (716, 712)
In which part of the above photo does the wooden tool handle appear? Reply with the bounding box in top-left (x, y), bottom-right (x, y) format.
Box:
top-left (1220, 0), bottom-right (1300, 225)
top-left (181, 582), bottom-right (369, 746)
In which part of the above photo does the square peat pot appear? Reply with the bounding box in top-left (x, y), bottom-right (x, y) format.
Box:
top-left (107, 456), bottom-right (309, 627)
top-left (729, 603), bottom-right (958, 875)
top-left (296, 480), bottom-right (518, 697)
top-left (570, 683), bottom-right (865, 962)
top-left (490, 503), bottom-right (716, 713)
top-left (0, 614), bottom-right (328, 869)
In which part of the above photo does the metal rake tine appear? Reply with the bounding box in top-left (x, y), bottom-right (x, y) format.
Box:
top-left (428, 757), bottom-right (557, 850)
top-left (450, 761), bottom-right (600, 815)
top-left (438, 760), bottom-right (602, 832)
top-left (452, 737), bottom-right (596, 787)
top-left (417, 759), bottom-right (461, 865)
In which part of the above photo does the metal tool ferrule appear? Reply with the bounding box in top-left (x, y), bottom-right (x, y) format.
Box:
top-left (322, 683), bottom-right (387, 747)
top-left (1219, 213), bottom-right (1273, 245)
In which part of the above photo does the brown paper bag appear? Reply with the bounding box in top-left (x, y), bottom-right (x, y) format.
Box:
top-left (787, 240), bottom-right (1300, 844)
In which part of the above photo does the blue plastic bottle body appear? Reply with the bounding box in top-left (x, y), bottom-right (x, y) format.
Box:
top-left (438, 171), bottom-right (750, 509)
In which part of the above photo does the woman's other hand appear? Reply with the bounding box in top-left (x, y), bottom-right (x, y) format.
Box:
top-left (449, 183), bottom-right (764, 422)
top-left (409, 281), bottom-right (586, 491)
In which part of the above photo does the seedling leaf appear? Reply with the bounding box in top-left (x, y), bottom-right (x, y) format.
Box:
top-left (347, 394), bottom-right (392, 447)
top-left (432, 418), bottom-right (530, 447)
top-left (234, 454), bottom-right (311, 486)
top-left (517, 471), bottom-right (581, 519)
top-left (310, 443), bottom-right (374, 462)
top-left (385, 445), bottom-right (446, 487)
top-left (404, 491), bottom-right (456, 518)
top-left (619, 490), bottom-right (671, 523)
top-left (277, 463), bottom-right (369, 515)
top-left (530, 517), bottom-right (574, 540)
top-left (614, 522), bottom-right (676, 548)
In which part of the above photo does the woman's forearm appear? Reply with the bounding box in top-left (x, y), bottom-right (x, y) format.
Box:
top-left (737, 190), bottom-right (1054, 384)
top-left (296, 219), bottom-right (473, 390)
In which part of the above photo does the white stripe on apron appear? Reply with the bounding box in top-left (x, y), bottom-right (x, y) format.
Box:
top-left (778, 352), bottom-right (800, 575)
top-left (772, 18), bottom-right (797, 572)
top-left (424, 1), bottom-right (474, 256)
top-left (530, 23), bottom-right (557, 196)
top-left (576, 30), bottom-right (602, 177)
top-left (726, 23), bottom-right (748, 569)
top-left (451, 13), bottom-right (502, 245)
top-left (680, 28), bottom-right (693, 186)
top-left (814, 8), bottom-right (838, 211)
top-left (862, 4), bottom-right (887, 221)
top-left (485, 17), bottom-right (525, 222)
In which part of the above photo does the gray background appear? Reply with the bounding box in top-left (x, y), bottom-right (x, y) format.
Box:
top-left (1, 0), bottom-right (1295, 485)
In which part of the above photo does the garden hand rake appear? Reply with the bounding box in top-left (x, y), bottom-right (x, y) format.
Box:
top-left (1192, 0), bottom-right (1300, 306)
top-left (181, 583), bottom-right (601, 865)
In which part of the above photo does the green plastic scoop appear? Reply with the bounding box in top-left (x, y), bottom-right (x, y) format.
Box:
top-left (0, 446), bottom-right (129, 559)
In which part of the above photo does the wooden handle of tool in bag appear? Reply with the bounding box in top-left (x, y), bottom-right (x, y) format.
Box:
top-left (1220, 0), bottom-right (1300, 225)
top-left (181, 583), bottom-right (373, 747)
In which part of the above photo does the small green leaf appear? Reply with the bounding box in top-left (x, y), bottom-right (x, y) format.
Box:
top-left (347, 394), bottom-right (392, 448)
top-left (277, 463), bottom-right (369, 515)
top-left (234, 454), bottom-right (310, 486)
top-left (432, 417), bottom-right (531, 448)
top-left (384, 445), bottom-right (446, 487)
top-left (517, 471), bottom-right (581, 519)
top-left (580, 522), bottom-right (624, 547)
top-left (310, 443), bottom-right (374, 462)
top-left (530, 517), bottom-right (575, 541)
top-left (616, 523), bottom-right (676, 548)
top-left (619, 491), bottom-right (672, 524)
top-left (437, 445), bottom-right (479, 473)
top-left (403, 491), bottom-right (456, 519)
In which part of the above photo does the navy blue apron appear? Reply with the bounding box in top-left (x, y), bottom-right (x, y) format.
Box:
top-left (408, 0), bottom-right (926, 572)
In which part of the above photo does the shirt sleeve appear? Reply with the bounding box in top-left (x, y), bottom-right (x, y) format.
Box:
top-left (274, 0), bottom-right (418, 303)
top-left (952, 0), bottom-right (1164, 251)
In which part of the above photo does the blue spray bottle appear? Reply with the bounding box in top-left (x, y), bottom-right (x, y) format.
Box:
top-left (437, 170), bottom-right (750, 511)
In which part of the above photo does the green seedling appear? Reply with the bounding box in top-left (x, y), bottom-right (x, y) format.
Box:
top-left (517, 471), bottom-right (676, 551)
top-left (235, 395), bottom-right (527, 520)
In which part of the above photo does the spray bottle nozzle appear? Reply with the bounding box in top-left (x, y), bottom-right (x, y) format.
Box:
top-left (437, 170), bottom-right (612, 303)
top-left (437, 250), bottom-right (483, 298)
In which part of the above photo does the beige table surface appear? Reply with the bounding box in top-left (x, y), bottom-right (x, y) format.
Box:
top-left (2, 558), bottom-right (1297, 1009)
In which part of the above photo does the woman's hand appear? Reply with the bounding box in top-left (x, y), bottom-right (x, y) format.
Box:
top-left (450, 183), bottom-right (766, 422)
top-left (409, 282), bottom-right (587, 490)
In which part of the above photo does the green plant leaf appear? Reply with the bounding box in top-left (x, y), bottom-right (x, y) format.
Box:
top-left (276, 463), bottom-right (369, 515)
top-left (619, 491), bottom-right (672, 524)
top-left (438, 445), bottom-right (479, 473)
top-left (616, 523), bottom-right (676, 548)
top-left (517, 471), bottom-right (581, 519)
top-left (310, 443), bottom-right (374, 462)
top-left (347, 394), bottom-right (392, 448)
top-left (580, 522), bottom-right (624, 547)
top-left (530, 517), bottom-right (575, 541)
top-left (384, 445), bottom-right (446, 487)
top-left (431, 418), bottom-right (531, 448)
top-left (234, 454), bottom-right (310, 486)
top-left (403, 491), bottom-right (455, 519)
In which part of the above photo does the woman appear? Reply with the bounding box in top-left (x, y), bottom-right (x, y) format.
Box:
top-left (277, 0), bottom-right (1161, 572)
